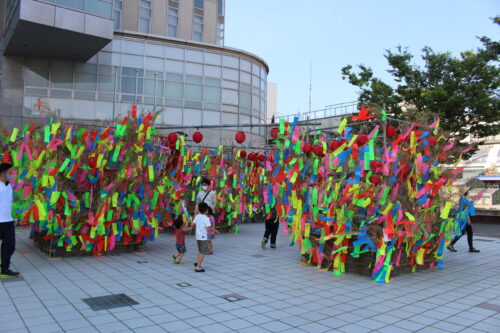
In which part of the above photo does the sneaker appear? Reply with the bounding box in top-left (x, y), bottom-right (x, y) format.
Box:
top-left (0, 269), bottom-right (20, 278)
top-left (469, 248), bottom-right (480, 253)
top-left (447, 245), bottom-right (457, 252)
top-left (261, 240), bottom-right (267, 249)
top-left (175, 261), bottom-right (183, 265)
top-left (172, 255), bottom-right (177, 262)
top-left (194, 268), bottom-right (206, 272)
top-left (270, 244), bottom-right (276, 249)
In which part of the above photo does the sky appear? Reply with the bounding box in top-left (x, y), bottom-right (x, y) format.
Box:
top-left (224, 0), bottom-right (500, 117)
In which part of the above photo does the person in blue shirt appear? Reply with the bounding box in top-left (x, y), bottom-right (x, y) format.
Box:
top-left (447, 191), bottom-right (480, 253)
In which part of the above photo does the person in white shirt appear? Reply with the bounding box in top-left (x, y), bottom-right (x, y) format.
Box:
top-left (195, 178), bottom-right (217, 214)
top-left (189, 202), bottom-right (218, 272)
top-left (0, 163), bottom-right (19, 277)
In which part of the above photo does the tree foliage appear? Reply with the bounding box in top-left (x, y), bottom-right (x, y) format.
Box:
top-left (341, 17), bottom-right (500, 157)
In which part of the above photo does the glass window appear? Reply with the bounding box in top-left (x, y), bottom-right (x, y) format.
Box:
top-left (145, 70), bottom-right (163, 79)
top-left (166, 60), bottom-right (183, 73)
top-left (204, 65), bottom-right (221, 78)
top-left (166, 99), bottom-right (183, 107)
top-left (96, 101), bottom-right (113, 120)
top-left (120, 76), bottom-right (137, 94)
top-left (222, 55), bottom-right (238, 68)
top-left (204, 86), bottom-right (220, 103)
top-left (205, 52), bottom-right (221, 65)
top-left (194, 0), bottom-right (204, 9)
top-left (240, 83), bottom-right (251, 93)
top-left (222, 89), bottom-right (237, 105)
top-left (166, 46), bottom-right (184, 60)
top-left (75, 73), bottom-right (97, 91)
top-left (75, 63), bottom-right (98, 74)
top-left (166, 73), bottom-right (183, 81)
top-left (192, 14), bottom-right (203, 41)
top-left (74, 91), bottom-right (96, 100)
top-left (240, 59), bottom-right (251, 72)
top-left (240, 72), bottom-right (251, 84)
top-left (252, 75), bottom-right (260, 88)
top-left (183, 108), bottom-right (201, 125)
top-left (144, 79), bottom-right (164, 96)
top-left (163, 107), bottom-right (182, 125)
top-left (252, 63), bottom-right (260, 75)
top-left (122, 40), bottom-right (145, 55)
top-left (51, 71), bottom-right (73, 89)
top-left (204, 103), bottom-right (220, 110)
top-left (145, 57), bottom-right (163, 71)
top-left (165, 82), bottom-right (183, 99)
top-left (205, 78), bottom-right (220, 86)
top-left (167, 6), bottom-right (178, 37)
top-left (221, 112), bottom-right (237, 124)
top-left (186, 75), bottom-right (202, 83)
top-left (222, 68), bottom-right (238, 81)
top-left (99, 93), bottom-right (114, 101)
top-left (217, 0), bottom-right (224, 16)
top-left (86, 0), bottom-right (112, 18)
top-left (239, 92), bottom-right (251, 109)
top-left (56, 0), bottom-right (84, 11)
top-left (186, 49), bottom-right (203, 63)
top-left (122, 54), bottom-right (143, 68)
top-left (145, 43), bottom-right (164, 57)
top-left (185, 63), bottom-right (202, 76)
top-left (222, 80), bottom-right (238, 89)
top-left (50, 89), bottom-right (72, 98)
top-left (252, 95), bottom-right (259, 110)
top-left (203, 110), bottom-right (220, 125)
top-left (25, 88), bottom-right (48, 96)
top-left (138, 0), bottom-right (151, 33)
top-left (113, 0), bottom-right (122, 29)
top-left (98, 75), bottom-right (115, 92)
top-left (98, 52), bottom-right (112, 66)
top-left (184, 84), bottom-right (202, 101)
top-left (185, 101), bottom-right (202, 108)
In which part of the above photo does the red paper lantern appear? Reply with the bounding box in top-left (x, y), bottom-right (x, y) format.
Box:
top-left (270, 128), bottom-right (280, 139)
top-left (370, 160), bottom-right (384, 172)
top-left (356, 134), bottom-right (368, 145)
top-left (235, 131), bottom-right (246, 144)
top-left (167, 133), bottom-right (178, 144)
top-left (428, 136), bottom-right (437, 146)
top-left (192, 132), bottom-right (203, 143)
top-left (258, 154), bottom-right (266, 162)
top-left (248, 153), bottom-right (255, 161)
top-left (88, 156), bottom-right (97, 168)
top-left (302, 143), bottom-right (313, 153)
top-left (330, 140), bottom-right (342, 151)
top-left (369, 174), bottom-right (381, 185)
top-left (313, 144), bottom-right (323, 156)
top-left (386, 126), bottom-right (396, 138)
top-left (240, 150), bottom-right (247, 158)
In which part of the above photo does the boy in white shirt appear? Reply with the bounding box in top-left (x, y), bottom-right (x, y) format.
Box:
top-left (191, 202), bottom-right (218, 272)
top-left (0, 163), bottom-right (19, 277)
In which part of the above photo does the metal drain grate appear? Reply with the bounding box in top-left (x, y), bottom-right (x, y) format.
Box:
top-left (250, 254), bottom-right (265, 258)
top-left (220, 294), bottom-right (247, 302)
top-left (474, 239), bottom-right (495, 242)
top-left (0, 276), bottom-right (25, 283)
top-left (177, 282), bottom-right (192, 287)
top-left (82, 293), bottom-right (139, 311)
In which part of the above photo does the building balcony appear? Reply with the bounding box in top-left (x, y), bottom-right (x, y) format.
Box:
top-left (2, 0), bottom-right (114, 61)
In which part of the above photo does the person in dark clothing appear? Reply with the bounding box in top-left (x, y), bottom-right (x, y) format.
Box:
top-left (0, 163), bottom-right (19, 277)
top-left (262, 206), bottom-right (279, 249)
top-left (447, 191), bottom-right (480, 253)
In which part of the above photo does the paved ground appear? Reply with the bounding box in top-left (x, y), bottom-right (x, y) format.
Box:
top-left (1, 223), bottom-right (500, 333)
top-left (474, 223), bottom-right (500, 239)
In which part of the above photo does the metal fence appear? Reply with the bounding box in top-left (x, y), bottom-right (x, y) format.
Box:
top-left (275, 101), bottom-right (358, 123)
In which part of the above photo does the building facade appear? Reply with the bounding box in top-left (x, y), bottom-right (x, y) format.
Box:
top-left (0, 0), bottom-right (269, 145)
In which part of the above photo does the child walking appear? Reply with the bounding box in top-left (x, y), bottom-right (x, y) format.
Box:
top-left (172, 216), bottom-right (189, 264)
top-left (191, 203), bottom-right (218, 272)
top-left (207, 206), bottom-right (216, 255)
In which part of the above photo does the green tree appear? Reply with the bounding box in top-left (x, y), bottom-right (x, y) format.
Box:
top-left (341, 17), bottom-right (500, 158)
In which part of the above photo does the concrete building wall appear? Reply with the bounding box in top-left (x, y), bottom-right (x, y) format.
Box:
top-left (123, 0), bottom-right (139, 31)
